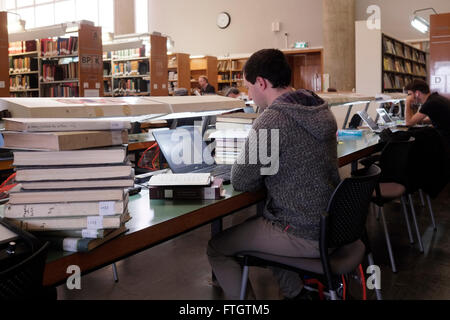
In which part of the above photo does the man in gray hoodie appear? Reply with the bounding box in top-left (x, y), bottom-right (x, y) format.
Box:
top-left (207, 49), bottom-right (340, 300)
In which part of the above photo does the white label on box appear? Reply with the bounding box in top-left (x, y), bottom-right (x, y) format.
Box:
top-left (111, 131), bottom-right (123, 145)
top-left (63, 238), bottom-right (78, 252)
top-left (162, 84), bottom-right (166, 89)
top-left (96, 82), bottom-right (101, 89)
top-left (87, 216), bottom-right (104, 230)
top-left (82, 229), bottom-right (99, 239)
top-left (84, 82), bottom-right (89, 89)
top-left (164, 189), bottom-right (173, 199)
top-left (84, 89), bottom-right (99, 97)
top-left (99, 201), bottom-right (116, 216)
top-left (0, 81), bottom-right (5, 89)
top-left (204, 188), bottom-right (215, 200)
top-left (154, 84), bottom-right (158, 89)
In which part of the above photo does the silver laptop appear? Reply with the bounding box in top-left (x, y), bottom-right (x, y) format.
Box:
top-left (357, 110), bottom-right (382, 133)
top-left (376, 108), bottom-right (394, 125)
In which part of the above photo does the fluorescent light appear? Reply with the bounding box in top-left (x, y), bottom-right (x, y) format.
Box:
top-left (190, 55), bottom-right (206, 59)
top-left (103, 40), bottom-right (144, 52)
top-left (9, 24), bottom-right (67, 42)
top-left (411, 15), bottom-right (429, 33)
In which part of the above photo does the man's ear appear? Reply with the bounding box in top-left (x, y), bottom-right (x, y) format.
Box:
top-left (255, 77), bottom-right (267, 90)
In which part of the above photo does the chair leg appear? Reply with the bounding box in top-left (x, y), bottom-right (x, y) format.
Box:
top-left (112, 263), bottom-right (119, 283)
top-left (239, 265), bottom-right (249, 300)
top-left (374, 203), bottom-right (380, 221)
top-left (379, 206), bottom-right (397, 273)
top-left (418, 189), bottom-right (426, 207)
top-left (367, 253), bottom-right (383, 300)
top-left (401, 196), bottom-right (414, 244)
top-left (426, 194), bottom-right (437, 231)
top-left (408, 194), bottom-right (424, 253)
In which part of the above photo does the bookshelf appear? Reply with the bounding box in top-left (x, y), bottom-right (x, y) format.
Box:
top-left (8, 22), bottom-right (104, 98)
top-left (382, 34), bottom-right (427, 93)
top-left (217, 57), bottom-right (247, 95)
top-left (0, 12), bottom-right (9, 97)
top-left (190, 56), bottom-right (218, 94)
top-left (102, 34), bottom-right (169, 97)
top-left (283, 49), bottom-right (323, 92)
top-left (168, 53), bottom-right (191, 95)
top-left (355, 22), bottom-right (427, 95)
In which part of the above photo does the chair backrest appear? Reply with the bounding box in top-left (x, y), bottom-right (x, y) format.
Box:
top-left (0, 241), bottom-right (50, 300)
top-left (321, 165), bottom-right (381, 250)
top-left (379, 137), bottom-right (415, 187)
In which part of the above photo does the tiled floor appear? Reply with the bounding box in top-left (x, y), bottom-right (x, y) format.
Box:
top-left (57, 182), bottom-right (450, 300)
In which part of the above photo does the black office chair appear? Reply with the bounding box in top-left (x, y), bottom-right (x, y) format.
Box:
top-left (237, 165), bottom-right (381, 300)
top-left (0, 241), bottom-right (50, 300)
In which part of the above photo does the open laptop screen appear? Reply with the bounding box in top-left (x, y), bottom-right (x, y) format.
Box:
top-left (357, 110), bottom-right (380, 131)
top-left (376, 108), bottom-right (393, 124)
top-left (152, 127), bottom-right (215, 173)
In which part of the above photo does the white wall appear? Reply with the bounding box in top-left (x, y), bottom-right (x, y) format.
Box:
top-left (148, 0), bottom-right (323, 56)
top-left (356, 0), bottom-right (450, 41)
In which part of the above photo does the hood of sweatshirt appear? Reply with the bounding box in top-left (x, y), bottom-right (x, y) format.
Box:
top-left (270, 89), bottom-right (337, 141)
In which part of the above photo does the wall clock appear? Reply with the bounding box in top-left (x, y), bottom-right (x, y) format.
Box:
top-left (217, 12), bottom-right (231, 29)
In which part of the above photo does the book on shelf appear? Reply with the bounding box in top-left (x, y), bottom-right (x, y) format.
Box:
top-left (8, 186), bottom-right (127, 205)
top-left (13, 147), bottom-right (128, 166)
top-left (4, 197), bottom-right (128, 219)
top-left (42, 83), bottom-right (79, 98)
top-left (149, 178), bottom-right (224, 200)
top-left (4, 118), bottom-right (131, 132)
top-left (7, 211), bottom-right (130, 231)
top-left (2, 130), bottom-right (128, 151)
top-left (42, 225), bottom-right (128, 252)
top-left (394, 42), bottom-right (404, 57)
top-left (15, 164), bottom-right (133, 182)
top-left (18, 178), bottom-right (134, 190)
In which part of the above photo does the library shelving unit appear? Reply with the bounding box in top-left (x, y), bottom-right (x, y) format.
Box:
top-left (102, 33), bottom-right (168, 97)
top-left (217, 57), bottom-right (247, 95)
top-left (356, 21), bottom-right (428, 95)
top-left (9, 40), bottom-right (40, 97)
top-left (283, 49), bottom-right (323, 92)
top-left (190, 55), bottom-right (217, 94)
top-left (382, 34), bottom-right (427, 93)
top-left (0, 11), bottom-right (10, 97)
top-left (168, 53), bottom-right (190, 95)
top-left (40, 22), bottom-right (103, 97)
top-left (430, 13), bottom-right (450, 98)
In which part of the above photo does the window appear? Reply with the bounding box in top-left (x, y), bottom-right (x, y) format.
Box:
top-left (3, 0), bottom-right (114, 32)
top-left (135, 0), bottom-right (148, 33)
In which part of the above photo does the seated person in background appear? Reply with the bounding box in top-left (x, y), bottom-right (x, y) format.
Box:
top-left (207, 49), bottom-right (340, 300)
top-left (225, 87), bottom-right (241, 98)
top-left (198, 75), bottom-right (216, 95)
top-left (405, 79), bottom-right (450, 148)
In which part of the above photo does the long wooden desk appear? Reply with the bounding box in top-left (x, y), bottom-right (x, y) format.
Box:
top-left (42, 131), bottom-right (381, 287)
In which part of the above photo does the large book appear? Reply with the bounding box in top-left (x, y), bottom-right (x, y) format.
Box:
top-left (215, 122), bottom-right (253, 131)
top-left (5, 197), bottom-right (128, 219)
top-left (18, 178), bottom-right (134, 190)
top-left (7, 212), bottom-right (130, 231)
top-left (216, 113), bottom-right (258, 124)
top-left (15, 164), bottom-right (133, 182)
top-left (42, 225), bottom-right (128, 252)
top-left (9, 187), bottom-right (126, 205)
top-left (2, 130), bottom-right (128, 151)
top-left (149, 178), bottom-right (224, 200)
top-left (13, 148), bottom-right (128, 166)
top-left (4, 118), bottom-right (131, 132)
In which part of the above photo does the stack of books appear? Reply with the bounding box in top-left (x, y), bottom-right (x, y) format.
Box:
top-left (3, 118), bottom-right (134, 252)
top-left (209, 129), bottom-right (250, 165)
top-left (148, 173), bottom-right (225, 200)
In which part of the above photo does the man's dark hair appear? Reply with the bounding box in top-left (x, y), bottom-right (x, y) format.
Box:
top-left (225, 87), bottom-right (240, 97)
top-left (405, 79), bottom-right (430, 94)
top-left (243, 49), bottom-right (291, 88)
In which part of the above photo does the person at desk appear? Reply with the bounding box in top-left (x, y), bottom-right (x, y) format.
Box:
top-left (405, 80), bottom-right (450, 148)
top-left (207, 49), bottom-right (340, 300)
top-left (198, 75), bottom-right (216, 95)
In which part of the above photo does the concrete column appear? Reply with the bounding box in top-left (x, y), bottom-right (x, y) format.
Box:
top-left (114, 0), bottom-right (136, 35)
top-left (323, 0), bottom-right (356, 91)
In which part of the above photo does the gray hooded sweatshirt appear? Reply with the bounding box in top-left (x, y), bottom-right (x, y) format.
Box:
top-left (231, 89), bottom-right (341, 241)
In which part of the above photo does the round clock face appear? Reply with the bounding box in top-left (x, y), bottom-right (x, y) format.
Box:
top-left (217, 12), bottom-right (231, 29)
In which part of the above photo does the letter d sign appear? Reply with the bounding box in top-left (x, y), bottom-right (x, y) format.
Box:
top-left (67, 265), bottom-right (81, 290)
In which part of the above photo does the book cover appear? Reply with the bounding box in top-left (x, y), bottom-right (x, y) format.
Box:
top-left (13, 147), bottom-right (127, 166)
top-left (216, 113), bottom-right (258, 124)
top-left (3, 130), bottom-right (128, 151)
top-left (149, 178), bottom-right (224, 200)
top-left (5, 195), bottom-right (128, 219)
top-left (4, 118), bottom-right (131, 132)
